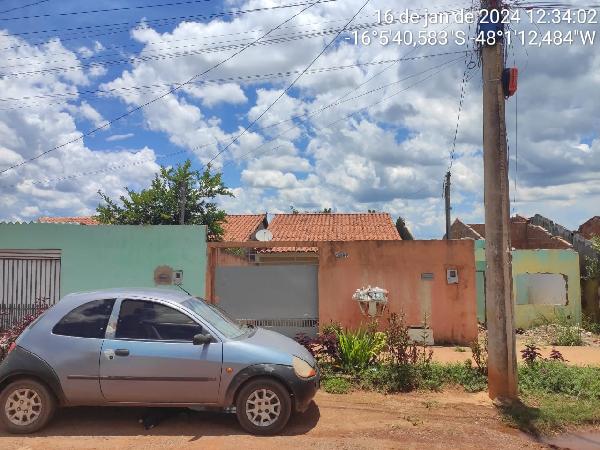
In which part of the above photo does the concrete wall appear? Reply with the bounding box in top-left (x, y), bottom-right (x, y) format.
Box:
top-left (0, 223), bottom-right (206, 298)
top-left (318, 240), bottom-right (478, 345)
top-left (474, 240), bottom-right (581, 328)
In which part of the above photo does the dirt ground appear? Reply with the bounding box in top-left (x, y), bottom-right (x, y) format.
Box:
top-left (433, 340), bottom-right (600, 366)
top-left (0, 390), bottom-right (555, 450)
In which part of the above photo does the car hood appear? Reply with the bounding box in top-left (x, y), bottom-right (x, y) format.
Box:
top-left (242, 327), bottom-right (315, 365)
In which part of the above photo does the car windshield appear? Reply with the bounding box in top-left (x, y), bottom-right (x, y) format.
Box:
top-left (182, 297), bottom-right (246, 339)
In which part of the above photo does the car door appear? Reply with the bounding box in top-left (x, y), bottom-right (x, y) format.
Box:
top-left (99, 298), bottom-right (223, 404)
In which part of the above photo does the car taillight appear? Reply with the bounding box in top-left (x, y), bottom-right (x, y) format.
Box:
top-left (7, 342), bottom-right (16, 354)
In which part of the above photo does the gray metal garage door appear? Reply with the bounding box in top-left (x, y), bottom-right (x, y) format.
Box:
top-left (215, 265), bottom-right (318, 338)
top-left (0, 250), bottom-right (61, 330)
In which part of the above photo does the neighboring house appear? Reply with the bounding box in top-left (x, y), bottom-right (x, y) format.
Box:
top-left (0, 222), bottom-right (207, 330)
top-left (221, 214), bottom-right (267, 242)
top-left (578, 216), bottom-right (600, 240)
top-left (450, 215), bottom-right (572, 249)
top-left (451, 217), bottom-right (581, 328)
top-left (257, 213), bottom-right (401, 263)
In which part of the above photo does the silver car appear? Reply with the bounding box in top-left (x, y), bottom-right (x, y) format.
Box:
top-left (0, 288), bottom-right (319, 435)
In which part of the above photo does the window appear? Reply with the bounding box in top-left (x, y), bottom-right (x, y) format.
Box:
top-left (183, 297), bottom-right (245, 339)
top-left (115, 299), bottom-right (203, 341)
top-left (52, 299), bottom-right (115, 339)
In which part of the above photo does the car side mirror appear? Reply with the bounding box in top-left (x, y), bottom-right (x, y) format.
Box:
top-left (193, 333), bottom-right (212, 345)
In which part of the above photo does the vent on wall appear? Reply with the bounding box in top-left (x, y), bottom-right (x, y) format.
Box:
top-left (421, 273), bottom-right (434, 281)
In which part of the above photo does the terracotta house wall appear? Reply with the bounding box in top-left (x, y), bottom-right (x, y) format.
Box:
top-left (318, 240), bottom-right (478, 345)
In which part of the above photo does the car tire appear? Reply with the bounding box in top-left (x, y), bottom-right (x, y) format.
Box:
top-left (235, 377), bottom-right (291, 435)
top-left (0, 378), bottom-right (56, 434)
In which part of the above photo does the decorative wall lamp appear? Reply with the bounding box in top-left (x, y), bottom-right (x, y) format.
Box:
top-left (352, 285), bottom-right (389, 317)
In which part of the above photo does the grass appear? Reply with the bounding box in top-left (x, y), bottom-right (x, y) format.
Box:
top-left (501, 394), bottom-right (600, 435)
top-left (321, 377), bottom-right (352, 394)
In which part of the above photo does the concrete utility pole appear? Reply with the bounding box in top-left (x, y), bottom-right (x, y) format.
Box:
top-left (444, 171), bottom-right (451, 239)
top-left (481, 0), bottom-right (518, 400)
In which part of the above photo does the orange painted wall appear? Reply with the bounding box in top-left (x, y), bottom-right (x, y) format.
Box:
top-left (318, 240), bottom-right (478, 345)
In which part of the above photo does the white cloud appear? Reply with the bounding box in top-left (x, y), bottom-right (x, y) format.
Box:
top-left (106, 133), bottom-right (135, 142)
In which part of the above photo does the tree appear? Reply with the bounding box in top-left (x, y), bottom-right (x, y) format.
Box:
top-left (395, 216), bottom-right (414, 240)
top-left (583, 236), bottom-right (600, 280)
top-left (96, 160), bottom-right (233, 240)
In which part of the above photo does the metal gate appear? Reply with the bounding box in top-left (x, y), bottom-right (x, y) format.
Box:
top-left (0, 250), bottom-right (61, 330)
top-left (215, 265), bottom-right (318, 338)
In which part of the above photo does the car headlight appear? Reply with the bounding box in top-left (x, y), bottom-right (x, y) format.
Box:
top-left (293, 356), bottom-right (316, 379)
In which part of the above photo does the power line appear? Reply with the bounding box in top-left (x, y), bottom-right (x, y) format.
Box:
top-left (0, 0), bottom-right (326, 176)
top-left (0, 20), bottom-right (394, 78)
top-left (0, 0), bottom-right (336, 39)
top-left (0, 0), bottom-right (215, 21)
top-left (3, 56), bottom-right (463, 191)
top-left (0, 50), bottom-right (465, 109)
top-left (0, 0), bottom-right (49, 15)
top-left (205, 0), bottom-right (373, 167)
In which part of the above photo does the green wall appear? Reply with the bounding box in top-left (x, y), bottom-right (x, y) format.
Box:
top-left (474, 240), bottom-right (581, 327)
top-left (0, 223), bottom-right (206, 298)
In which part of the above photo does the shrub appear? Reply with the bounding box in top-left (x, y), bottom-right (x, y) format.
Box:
top-left (385, 312), bottom-right (432, 366)
top-left (360, 363), bottom-right (419, 393)
top-left (321, 377), bottom-right (352, 394)
top-left (0, 300), bottom-right (49, 361)
top-left (552, 325), bottom-right (583, 346)
top-left (582, 315), bottom-right (600, 335)
top-left (470, 329), bottom-right (488, 375)
top-left (521, 344), bottom-right (542, 365)
top-left (336, 328), bottom-right (385, 374)
top-left (439, 361), bottom-right (488, 392)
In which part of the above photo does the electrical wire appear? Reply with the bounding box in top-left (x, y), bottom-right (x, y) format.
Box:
top-left (205, 0), bottom-right (373, 167)
top-left (0, 0), bottom-right (326, 175)
top-left (2, 55), bottom-right (464, 190)
top-left (0, 0), bottom-right (216, 21)
top-left (0, 50), bottom-right (467, 110)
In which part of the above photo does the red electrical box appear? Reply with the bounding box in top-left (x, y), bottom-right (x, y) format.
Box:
top-left (502, 68), bottom-right (518, 98)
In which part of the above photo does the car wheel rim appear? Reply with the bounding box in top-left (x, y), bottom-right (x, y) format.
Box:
top-left (5, 388), bottom-right (43, 426)
top-left (245, 388), bottom-right (281, 427)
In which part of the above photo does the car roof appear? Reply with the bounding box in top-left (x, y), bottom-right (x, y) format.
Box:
top-left (62, 287), bottom-right (192, 305)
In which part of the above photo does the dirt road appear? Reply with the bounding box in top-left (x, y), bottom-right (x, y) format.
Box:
top-left (0, 390), bottom-right (548, 449)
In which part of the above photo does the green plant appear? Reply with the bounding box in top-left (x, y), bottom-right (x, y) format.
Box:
top-left (582, 314), bottom-right (600, 335)
top-left (553, 325), bottom-right (583, 346)
top-left (521, 344), bottom-right (542, 365)
top-left (336, 328), bottom-right (384, 374)
top-left (321, 377), bottom-right (352, 394)
top-left (360, 363), bottom-right (419, 393)
top-left (384, 312), bottom-right (432, 366)
top-left (454, 346), bottom-right (466, 353)
top-left (470, 329), bottom-right (488, 375)
top-left (519, 361), bottom-right (600, 399)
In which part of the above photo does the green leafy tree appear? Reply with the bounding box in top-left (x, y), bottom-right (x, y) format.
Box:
top-left (584, 236), bottom-right (600, 280)
top-left (395, 216), bottom-right (414, 240)
top-left (96, 160), bottom-right (233, 240)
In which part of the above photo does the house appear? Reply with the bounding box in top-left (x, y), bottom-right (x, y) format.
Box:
top-left (38, 216), bottom-right (100, 225)
top-left (578, 216), bottom-right (600, 240)
top-left (450, 215), bottom-right (572, 249)
top-left (450, 217), bottom-right (581, 329)
top-left (0, 222), bottom-right (207, 330)
top-left (256, 212), bottom-right (401, 263)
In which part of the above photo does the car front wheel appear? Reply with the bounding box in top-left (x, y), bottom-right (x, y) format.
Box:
top-left (0, 378), bottom-right (56, 434)
top-left (235, 378), bottom-right (291, 435)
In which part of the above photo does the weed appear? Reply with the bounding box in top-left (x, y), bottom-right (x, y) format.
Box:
top-left (521, 344), bottom-right (542, 365)
top-left (321, 377), bottom-right (352, 394)
top-left (548, 348), bottom-right (567, 362)
top-left (470, 329), bottom-right (488, 375)
top-left (454, 346), bottom-right (466, 353)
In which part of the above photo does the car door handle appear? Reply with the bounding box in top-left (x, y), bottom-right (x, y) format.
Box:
top-left (114, 349), bottom-right (129, 357)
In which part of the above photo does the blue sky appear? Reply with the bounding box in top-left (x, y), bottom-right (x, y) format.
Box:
top-left (0, 0), bottom-right (599, 238)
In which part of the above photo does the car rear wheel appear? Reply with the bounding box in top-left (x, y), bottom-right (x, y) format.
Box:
top-left (235, 378), bottom-right (291, 435)
top-left (0, 378), bottom-right (56, 434)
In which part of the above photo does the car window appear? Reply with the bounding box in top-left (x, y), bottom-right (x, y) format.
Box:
top-left (115, 299), bottom-right (203, 341)
top-left (182, 297), bottom-right (245, 339)
top-left (52, 299), bottom-right (115, 339)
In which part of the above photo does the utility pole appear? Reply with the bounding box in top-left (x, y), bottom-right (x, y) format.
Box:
top-left (444, 171), bottom-right (451, 239)
top-left (178, 182), bottom-right (187, 225)
top-left (481, 0), bottom-right (518, 400)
